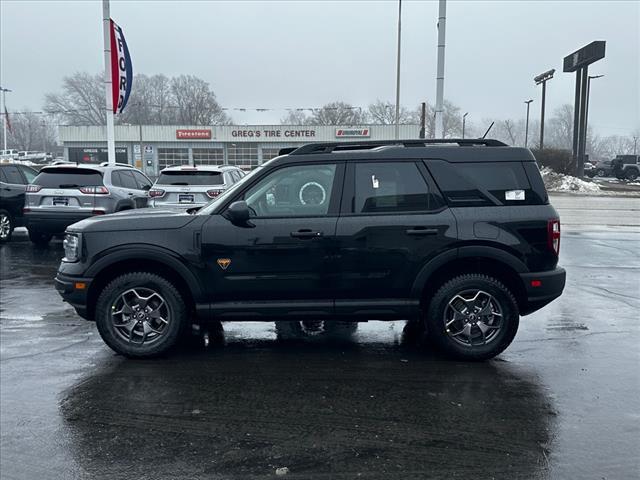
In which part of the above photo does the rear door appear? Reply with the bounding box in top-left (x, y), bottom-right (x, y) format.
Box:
top-left (334, 160), bottom-right (457, 313)
top-left (113, 170), bottom-right (147, 208)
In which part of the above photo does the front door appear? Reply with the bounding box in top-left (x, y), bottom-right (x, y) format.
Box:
top-left (200, 162), bottom-right (344, 317)
top-left (334, 160), bottom-right (457, 316)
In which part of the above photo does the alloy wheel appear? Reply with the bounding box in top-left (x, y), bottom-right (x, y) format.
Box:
top-left (0, 214), bottom-right (10, 239)
top-left (444, 289), bottom-right (503, 347)
top-left (111, 287), bottom-right (170, 345)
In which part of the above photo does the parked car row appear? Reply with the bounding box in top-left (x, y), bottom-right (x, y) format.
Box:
top-left (0, 161), bottom-right (245, 244)
top-left (585, 155), bottom-right (640, 180)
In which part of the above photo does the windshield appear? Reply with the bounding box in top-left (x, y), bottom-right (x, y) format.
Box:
top-left (33, 168), bottom-right (104, 188)
top-left (157, 170), bottom-right (223, 186)
top-left (197, 166), bottom-right (264, 215)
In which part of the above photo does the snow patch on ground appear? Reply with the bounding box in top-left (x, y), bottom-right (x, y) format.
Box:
top-left (541, 167), bottom-right (601, 193)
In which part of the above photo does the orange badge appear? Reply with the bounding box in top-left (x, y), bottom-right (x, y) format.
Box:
top-left (217, 258), bottom-right (231, 270)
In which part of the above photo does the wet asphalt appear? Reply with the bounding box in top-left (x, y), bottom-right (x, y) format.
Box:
top-left (1, 195), bottom-right (639, 480)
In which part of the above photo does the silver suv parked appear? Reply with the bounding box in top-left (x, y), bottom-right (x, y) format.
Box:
top-left (148, 165), bottom-right (245, 209)
top-left (24, 162), bottom-right (152, 245)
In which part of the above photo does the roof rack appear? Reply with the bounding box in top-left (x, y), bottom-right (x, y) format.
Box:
top-left (99, 162), bottom-right (134, 168)
top-left (288, 138), bottom-right (507, 155)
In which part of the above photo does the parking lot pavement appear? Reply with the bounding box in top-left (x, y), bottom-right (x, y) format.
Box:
top-left (1, 196), bottom-right (639, 480)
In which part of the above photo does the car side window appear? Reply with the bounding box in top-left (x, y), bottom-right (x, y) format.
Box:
top-left (243, 164), bottom-right (337, 218)
top-left (110, 171), bottom-right (124, 187)
top-left (19, 166), bottom-right (37, 184)
top-left (131, 171), bottom-right (152, 190)
top-left (1, 165), bottom-right (25, 185)
top-left (354, 162), bottom-right (434, 213)
top-left (0, 168), bottom-right (8, 183)
top-left (118, 170), bottom-right (139, 189)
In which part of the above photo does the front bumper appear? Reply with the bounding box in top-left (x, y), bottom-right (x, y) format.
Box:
top-left (54, 272), bottom-right (93, 320)
top-left (519, 267), bottom-right (566, 315)
top-left (25, 211), bottom-right (98, 234)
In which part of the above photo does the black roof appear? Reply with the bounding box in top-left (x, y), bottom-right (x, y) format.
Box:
top-left (276, 139), bottom-right (536, 163)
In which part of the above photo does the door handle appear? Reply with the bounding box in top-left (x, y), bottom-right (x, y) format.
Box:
top-left (128, 192), bottom-right (134, 196)
top-left (406, 227), bottom-right (439, 236)
top-left (291, 229), bottom-right (324, 239)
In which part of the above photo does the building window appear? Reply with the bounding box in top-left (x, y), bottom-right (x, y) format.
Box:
top-left (261, 147), bottom-right (282, 162)
top-left (158, 148), bottom-right (189, 170)
top-left (193, 148), bottom-right (224, 166)
top-left (228, 144), bottom-right (258, 170)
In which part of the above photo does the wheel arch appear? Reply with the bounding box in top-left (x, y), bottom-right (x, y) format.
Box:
top-left (412, 246), bottom-right (528, 312)
top-left (85, 246), bottom-right (203, 321)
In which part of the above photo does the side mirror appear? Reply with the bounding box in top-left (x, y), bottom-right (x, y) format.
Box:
top-left (224, 200), bottom-right (251, 226)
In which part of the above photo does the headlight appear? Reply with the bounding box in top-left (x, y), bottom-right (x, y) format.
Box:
top-left (63, 233), bottom-right (81, 262)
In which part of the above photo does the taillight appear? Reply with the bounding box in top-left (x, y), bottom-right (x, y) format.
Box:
top-left (26, 185), bottom-right (41, 193)
top-left (548, 219), bottom-right (561, 255)
top-left (79, 186), bottom-right (109, 194)
top-left (149, 189), bottom-right (165, 198)
top-left (206, 189), bottom-right (222, 198)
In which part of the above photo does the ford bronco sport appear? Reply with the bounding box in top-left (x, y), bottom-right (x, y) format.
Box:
top-left (55, 139), bottom-right (566, 360)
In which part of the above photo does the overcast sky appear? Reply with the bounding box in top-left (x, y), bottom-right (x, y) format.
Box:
top-left (1, 0), bottom-right (638, 136)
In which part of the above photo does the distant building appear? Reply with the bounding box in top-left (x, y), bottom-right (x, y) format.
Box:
top-left (58, 124), bottom-right (420, 177)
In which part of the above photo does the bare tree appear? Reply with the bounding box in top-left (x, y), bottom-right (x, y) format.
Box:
top-left (44, 72), bottom-right (105, 125)
top-left (171, 75), bottom-right (230, 125)
top-left (368, 100), bottom-right (417, 125)
top-left (546, 104), bottom-right (574, 150)
top-left (280, 110), bottom-right (309, 125)
top-left (6, 112), bottom-right (57, 151)
top-left (309, 102), bottom-right (369, 126)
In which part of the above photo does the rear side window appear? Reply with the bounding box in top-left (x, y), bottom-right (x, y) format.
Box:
top-left (1, 165), bottom-right (26, 184)
top-left (131, 171), bottom-right (152, 189)
top-left (115, 170), bottom-right (139, 189)
top-left (427, 161), bottom-right (544, 206)
top-left (32, 168), bottom-right (104, 188)
top-left (157, 170), bottom-right (223, 186)
top-left (354, 162), bottom-right (437, 213)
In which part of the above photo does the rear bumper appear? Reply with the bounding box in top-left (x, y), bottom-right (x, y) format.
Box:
top-left (54, 272), bottom-right (92, 320)
top-left (520, 267), bottom-right (566, 315)
top-left (25, 211), bottom-right (98, 234)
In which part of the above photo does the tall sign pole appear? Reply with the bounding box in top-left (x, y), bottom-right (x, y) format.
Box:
top-left (102, 0), bottom-right (116, 165)
top-left (534, 69), bottom-right (554, 150)
top-left (434, 0), bottom-right (446, 138)
top-left (394, 0), bottom-right (402, 140)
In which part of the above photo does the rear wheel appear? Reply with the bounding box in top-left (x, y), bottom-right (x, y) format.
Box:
top-left (28, 229), bottom-right (52, 246)
top-left (425, 274), bottom-right (519, 361)
top-left (626, 169), bottom-right (639, 181)
top-left (596, 168), bottom-right (606, 177)
top-left (95, 272), bottom-right (187, 358)
top-left (0, 210), bottom-right (13, 243)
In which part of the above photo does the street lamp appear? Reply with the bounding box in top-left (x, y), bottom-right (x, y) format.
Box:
top-left (0, 86), bottom-right (12, 151)
top-left (534, 69), bottom-right (555, 150)
top-left (524, 100), bottom-right (533, 148)
top-left (462, 112), bottom-right (469, 139)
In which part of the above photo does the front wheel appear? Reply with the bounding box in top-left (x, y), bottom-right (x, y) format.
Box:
top-left (626, 170), bottom-right (639, 181)
top-left (95, 272), bottom-right (187, 358)
top-left (425, 274), bottom-right (519, 361)
top-left (0, 210), bottom-right (13, 243)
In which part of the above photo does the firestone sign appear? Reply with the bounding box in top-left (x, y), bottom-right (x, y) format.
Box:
top-left (335, 128), bottom-right (370, 138)
top-left (176, 129), bottom-right (212, 139)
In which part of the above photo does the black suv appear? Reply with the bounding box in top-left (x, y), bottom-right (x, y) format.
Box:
top-left (55, 139), bottom-right (566, 360)
top-left (0, 163), bottom-right (38, 242)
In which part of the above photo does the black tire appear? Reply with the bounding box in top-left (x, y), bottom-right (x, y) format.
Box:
top-left (626, 169), bottom-right (639, 181)
top-left (95, 272), bottom-right (187, 358)
top-left (0, 209), bottom-right (13, 243)
top-left (28, 229), bottom-right (52, 247)
top-left (275, 320), bottom-right (357, 342)
top-left (425, 274), bottom-right (519, 361)
top-left (596, 169), bottom-right (606, 177)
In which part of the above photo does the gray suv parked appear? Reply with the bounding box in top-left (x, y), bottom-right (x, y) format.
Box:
top-left (24, 162), bottom-right (152, 245)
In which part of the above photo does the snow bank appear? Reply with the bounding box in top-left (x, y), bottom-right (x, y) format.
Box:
top-left (540, 167), bottom-right (601, 193)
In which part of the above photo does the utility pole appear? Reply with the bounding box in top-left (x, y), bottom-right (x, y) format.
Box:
top-left (462, 112), bottom-right (468, 139)
top-left (0, 87), bottom-right (11, 151)
top-left (633, 136), bottom-right (638, 155)
top-left (534, 69), bottom-right (555, 150)
top-left (394, 0), bottom-right (402, 140)
top-left (434, 0), bottom-right (446, 138)
top-left (419, 102), bottom-right (426, 139)
top-left (524, 99), bottom-right (533, 147)
top-left (102, 0), bottom-right (116, 165)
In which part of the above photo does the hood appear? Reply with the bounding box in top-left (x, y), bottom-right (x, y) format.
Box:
top-left (68, 208), bottom-right (198, 233)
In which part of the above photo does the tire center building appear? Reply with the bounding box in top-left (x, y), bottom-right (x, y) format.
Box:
top-left (59, 124), bottom-right (421, 177)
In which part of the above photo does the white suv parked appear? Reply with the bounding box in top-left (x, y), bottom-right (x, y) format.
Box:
top-left (148, 165), bottom-right (245, 209)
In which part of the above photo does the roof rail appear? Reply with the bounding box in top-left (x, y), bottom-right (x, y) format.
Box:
top-left (288, 138), bottom-right (507, 155)
top-left (99, 162), bottom-right (134, 168)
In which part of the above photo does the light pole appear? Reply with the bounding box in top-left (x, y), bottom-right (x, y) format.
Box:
top-left (0, 86), bottom-right (11, 151)
top-left (534, 69), bottom-right (555, 150)
top-left (462, 112), bottom-right (468, 139)
top-left (394, 0), bottom-right (402, 140)
top-left (524, 99), bottom-right (533, 148)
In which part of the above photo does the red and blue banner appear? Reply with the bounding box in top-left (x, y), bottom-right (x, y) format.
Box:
top-left (110, 19), bottom-right (132, 115)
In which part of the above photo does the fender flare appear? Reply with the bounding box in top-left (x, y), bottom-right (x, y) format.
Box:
top-left (86, 244), bottom-right (204, 301)
top-left (410, 245), bottom-right (528, 298)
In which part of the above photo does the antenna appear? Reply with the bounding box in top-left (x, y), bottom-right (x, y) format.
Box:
top-left (481, 122), bottom-right (495, 139)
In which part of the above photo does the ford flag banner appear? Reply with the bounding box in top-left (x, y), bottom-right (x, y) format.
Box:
top-left (110, 19), bottom-right (132, 115)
